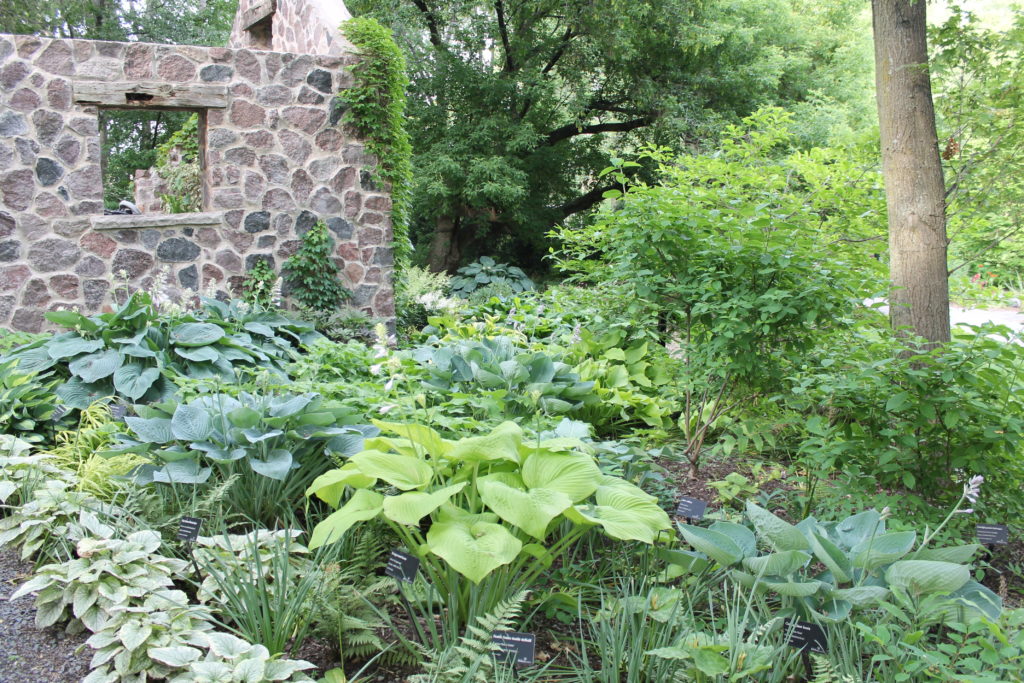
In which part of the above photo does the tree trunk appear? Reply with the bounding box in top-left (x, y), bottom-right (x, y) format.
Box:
top-left (872, 0), bottom-right (950, 346)
top-left (426, 215), bottom-right (461, 273)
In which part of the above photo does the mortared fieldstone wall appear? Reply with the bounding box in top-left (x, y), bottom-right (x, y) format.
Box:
top-left (0, 31), bottom-right (394, 333)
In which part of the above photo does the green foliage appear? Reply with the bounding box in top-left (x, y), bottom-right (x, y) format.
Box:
top-left (1, 292), bottom-right (320, 409)
top-left (414, 336), bottom-right (596, 419)
top-left (788, 324), bottom-right (1024, 518)
top-left (242, 258), bottom-right (279, 309)
top-left (11, 529), bottom-right (187, 633)
top-left (671, 502), bottom-right (1001, 625)
top-left (449, 257), bottom-right (534, 298)
top-left (195, 530), bottom-right (321, 656)
top-left (340, 17), bottom-right (413, 274)
top-left (283, 221), bottom-right (352, 312)
top-left (100, 109), bottom-right (195, 209)
top-left (155, 113), bottom-right (202, 213)
top-left (410, 590), bottom-right (527, 683)
top-left (396, 265), bottom-right (459, 333)
top-left (0, 358), bottom-right (62, 443)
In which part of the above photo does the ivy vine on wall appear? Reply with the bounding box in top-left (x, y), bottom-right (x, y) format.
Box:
top-left (338, 17), bottom-right (413, 283)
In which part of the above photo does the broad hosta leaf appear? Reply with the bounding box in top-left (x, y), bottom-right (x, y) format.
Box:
top-left (742, 550), bottom-right (811, 577)
top-left (731, 571), bottom-right (826, 597)
top-left (912, 544), bottom-right (982, 564)
top-left (227, 406), bottom-right (261, 429)
top-left (745, 502), bottom-right (808, 551)
top-left (446, 421), bottom-right (522, 462)
top-left (832, 510), bottom-right (884, 550)
top-left (69, 349), bottom-right (122, 383)
top-left (169, 322), bottom-right (225, 347)
top-left (427, 515), bottom-right (521, 583)
top-left (945, 580), bottom-right (1002, 621)
top-left (477, 476), bottom-right (571, 540)
top-left (885, 560), bottom-right (970, 596)
top-left (47, 336), bottom-right (105, 360)
top-left (830, 585), bottom-right (889, 606)
top-left (815, 599), bottom-right (852, 622)
top-left (852, 530), bottom-right (916, 571)
top-left (678, 524), bottom-right (744, 566)
top-left (175, 346), bottom-right (221, 363)
top-left (171, 403), bottom-right (213, 442)
top-left (382, 483), bottom-right (467, 526)
top-left (521, 449), bottom-right (600, 502)
top-left (44, 310), bottom-right (99, 332)
top-left (125, 416), bottom-right (174, 444)
top-left (350, 450), bottom-right (432, 490)
top-left (112, 363), bottom-right (160, 401)
top-left (374, 421), bottom-right (452, 457)
top-left (309, 489), bottom-right (384, 548)
top-left (808, 531), bottom-right (852, 583)
top-left (709, 521), bottom-right (756, 558)
top-left (57, 377), bottom-right (113, 409)
top-left (306, 465), bottom-right (377, 507)
top-left (152, 459), bottom-right (211, 484)
top-left (567, 481), bottom-right (670, 545)
top-left (269, 393), bottom-right (315, 417)
top-left (249, 448), bottom-right (294, 480)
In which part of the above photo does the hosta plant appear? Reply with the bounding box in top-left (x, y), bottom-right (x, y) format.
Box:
top-left (307, 420), bottom-right (671, 629)
top-left (10, 528), bottom-right (187, 633)
top-left (82, 590), bottom-right (215, 683)
top-left (0, 435), bottom-right (68, 507)
top-left (109, 391), bottom-right (371, 486)
top-left (449, 256), bottom-right (534, 298)
top-left (0, 479), bottom-right (124, 563)
top-left (0, 357), bottom-right (63, 443)
top-left (413, 336), bottom-right (596, 418)
top-left (672, 501), bottom-right (1000, 624)
top-left (1, 291), bottom-right (320, 409)
top-left (162, 631), bottom-right (315, 683)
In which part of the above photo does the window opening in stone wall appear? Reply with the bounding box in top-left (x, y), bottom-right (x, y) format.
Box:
top-left (99, 109), bottom-right (204, 216)
top-left (245, 14), bottom-right (274, 50)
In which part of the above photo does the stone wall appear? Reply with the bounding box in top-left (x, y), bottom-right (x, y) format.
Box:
top-left (0, 33), bottom-right (394, 333)
top-left (229, 0), bottom-right (353, 57)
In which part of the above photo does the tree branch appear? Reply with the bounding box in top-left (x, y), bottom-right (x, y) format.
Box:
top-left (544, 116), bottom-right (653, 146)
top-left (411, 0), bottom-right (443, 48)
top-left (541, 27), bottom-right (573, 74)
top-left (495, 0), bottom-right (515, 72)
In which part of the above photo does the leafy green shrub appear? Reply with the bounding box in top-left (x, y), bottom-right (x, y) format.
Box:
top-left (449, 257), bottom-right (534, 298)
top-left (283, 221), bottom-right (351, 312)
top-left (788, 324), bottom-right (1024, 519)
top-left (241, 258), bottom-right (279, 309)
top-left (1, 292), bottom-right (321, 409)
top-left (11, 529), bottom-right (186, 632)
top-left (155, 113), bottom-right (201, 214)
top-left (552, 115), bottom-right (867, 474)
top-left (672, 501), bottom-right (1000, 625)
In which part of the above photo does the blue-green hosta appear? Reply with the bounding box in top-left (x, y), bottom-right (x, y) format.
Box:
top-left (670, 502), bottom-right (1000, 624)
top-left (1, 292), bottom-right (320, 410)
top-left (107, 392), bottom-right (372, 484)
top-left (306, 420), bottom-right (672, 583)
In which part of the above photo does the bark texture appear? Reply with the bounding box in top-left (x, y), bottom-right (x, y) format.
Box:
top-left (872, 0), bottom-right (951, 345)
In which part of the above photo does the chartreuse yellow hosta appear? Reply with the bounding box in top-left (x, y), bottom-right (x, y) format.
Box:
top-left (306, 420), bottom-right (670, 583)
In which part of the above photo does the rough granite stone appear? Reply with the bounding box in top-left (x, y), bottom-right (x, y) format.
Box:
top-left (258, 155), bottom-right (289, 184)
top-left (0, 213), bottom-right (13, 238)
top-left (0, 241), bottom-right (21, 262)
top-left (10, 87), bottom-right (42, 111)
top-left (74, 255), bottom-right (106, 277)
top-left (21, 279), bottom-right (50, 307)
top-left (35, 41), bottom-right (74, 75)
top-left (244, 211), bottom-right (270, 233)
top-left (200, 64), bottom-right (233, 82)
top-left (0, 265), bottom-right (30, 291)
top-left (0, 111), bottom-right (28, 136)
top-left (306, 68), bottom-right (332, 93)
top-left (83, 279), bottom-right (109, 308)
top-left (27, 237), bottom-right (79, 272)
top-left (1, 169), bottom-right (35, 211)
top-left (327, 217), bottom-right (354, 240)
top-left (49, 273), bottom-right (80, 299)
top-left (15, 137), bottom-right (39, 164)
top-left (11, 308), bottom-right (44, 333)
top-left (31, 109), bottom-right (64, 145)
top-left (157, 54), bottom-right (196, 81)
top-left (178, 264), bottom-right (198, 290)
top-left (245, 253), bottom-right (275, 271)
top-left (156, 237), bottom-right (201, 262)
top-left (111, 249), bottom-right (154, 279)
top-left (262, 188), bottom-right (295, 211)
top-left (46, 78), bottom-right (72, 109)
top-left (35, 157), bottom-right (63, 186)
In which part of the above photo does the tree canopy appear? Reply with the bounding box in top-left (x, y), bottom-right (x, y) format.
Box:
top-left (348, 0), bottom-right (873, 272)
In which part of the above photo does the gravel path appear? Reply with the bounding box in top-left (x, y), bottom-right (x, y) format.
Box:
top-left (0, 550), bottom-right (91, 683)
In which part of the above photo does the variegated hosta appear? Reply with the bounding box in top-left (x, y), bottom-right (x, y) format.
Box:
top-left (306, 420), bottom-right (672, 583)
top-left (10, 529), bottom-right (187, 633)
top-left (670, 502), bottom-right (1001, 624)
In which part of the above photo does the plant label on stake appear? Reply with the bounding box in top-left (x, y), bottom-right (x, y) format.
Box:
top-left (492, 631), bottom-right (536, 667)
top-left (177, 517), bottom-right (203, 581)
top-left (110, 404), bottom-right (128, 421)
top-left (976, 524), bottom-right (1009, 546)
top-left (675, 496), bottom-right (708, 524)
top-left (51, 405), bottom-right (69, 422)
top-left (785, 618), bottom-right (826, 679)
top-left (385, 549), bottom-right (420, 584)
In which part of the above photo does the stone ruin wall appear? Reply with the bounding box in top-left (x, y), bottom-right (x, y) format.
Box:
top-left (0, 32), bottom-right (394, 333)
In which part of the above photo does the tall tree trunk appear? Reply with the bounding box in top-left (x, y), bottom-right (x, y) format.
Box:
top-left (426, 215), bottom-right (461, 273)
top-left (872, 0), bottom-right (951, 346)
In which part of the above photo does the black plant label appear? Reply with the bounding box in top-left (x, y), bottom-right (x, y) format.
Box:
top-left (385, 549), bottom-right (419, 583)
top-left (785, 619), bottom-right (827, 654)
top-left (110, 405), bottom-right (128, 421)
top-left (492, 631), bottom-right (536, 667)
top-left (976, 524), bottom-right (1009, 545)
top-left (177, 516), bottom-right (203, 542)
top-left (51, 405), bottom-right (69, 422)
top-left (675, 496), bottom-right (708, 521)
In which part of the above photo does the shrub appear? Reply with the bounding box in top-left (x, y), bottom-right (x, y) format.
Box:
top-left (283, 221), bottom-right (351, 312)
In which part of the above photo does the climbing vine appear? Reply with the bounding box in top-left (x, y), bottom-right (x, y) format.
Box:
top-left (338, 17), bottom-right (413, 281)
top-left (283, 221), bottom-right (352, 312)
